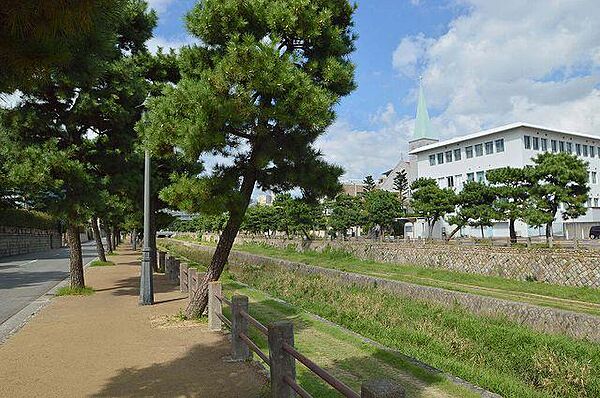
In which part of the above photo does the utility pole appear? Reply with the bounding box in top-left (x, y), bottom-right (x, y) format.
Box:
top-left (140, 149), bottom-right (154, 305)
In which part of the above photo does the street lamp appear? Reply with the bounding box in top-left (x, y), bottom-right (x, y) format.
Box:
top-left (139, 149), bottom-right (154, 305)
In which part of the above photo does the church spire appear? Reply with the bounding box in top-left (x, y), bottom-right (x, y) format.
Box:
top-left (414, 77), bottom-right (436, 140)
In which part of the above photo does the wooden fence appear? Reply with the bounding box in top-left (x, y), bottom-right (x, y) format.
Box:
top-left (158, 250), bottom-right (406, 398)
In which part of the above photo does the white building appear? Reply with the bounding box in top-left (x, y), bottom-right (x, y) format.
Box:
top-left (380, 84), bottom-right (600, 239)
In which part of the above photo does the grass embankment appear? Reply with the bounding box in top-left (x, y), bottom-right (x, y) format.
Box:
top-left (222, 241), bottom-right (600, 316)
top-left (163, 239), bottom-right (600, 398)
top-left (89, 260), bottom-right (115, 267)
top-left (55, 286), bottom-right (94, 296)
top-left (159, 241), bottom-right (474, 398)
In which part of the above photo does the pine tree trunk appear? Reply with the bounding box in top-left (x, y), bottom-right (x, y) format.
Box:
top-left (480, 225), bottom-right (485, 238)
top-left (185, 171), bottom-right (257, 318)
top-left (446, 225), bottom-right (461, 241)
top-left (66, 223), bottom-right (85, 288)
top-left (112, 227), bottom-right (118, 250)
top-left (91, 216), bottom-right (107, 262)
top-left (509, 218), bottom-right (517, 244)
top-left (105, 225), bottom-right (113, 253)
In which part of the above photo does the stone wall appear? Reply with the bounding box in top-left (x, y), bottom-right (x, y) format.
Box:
top-left (0, 226), bottom-right (62, 258)
top-left (226, 236), bottom-right (600, 288)
top-left (177, 240), bottom-right (600, 342)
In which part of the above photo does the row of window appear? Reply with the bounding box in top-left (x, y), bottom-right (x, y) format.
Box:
top-left (438, 170), bottom-right (599, 188)
top-left (428, 139), bottom-right (504, 166)
top-left (524, 135), bottom-right (599, 158)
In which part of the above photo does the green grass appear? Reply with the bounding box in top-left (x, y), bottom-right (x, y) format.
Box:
top-left (89, 260), bottom-right (115, 267)
top-left (55, 286), bottom-right (94, 296)
top-left (224, 242), bottom-right (600, 316)
top-left (164, 240), bottom-right (600, 398)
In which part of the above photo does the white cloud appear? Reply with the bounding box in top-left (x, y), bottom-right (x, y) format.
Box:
top-left (318, 105), bottom-right (414, 179)
top-left (147, 35), bottom-right (197, 54)
top-left (397, 0), bottom-right (600, 139)
top-left (147, 0), bottom-right (177, 14)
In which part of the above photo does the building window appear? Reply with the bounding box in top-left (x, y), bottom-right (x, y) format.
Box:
top-left (455, 174), bottom-right (462, 188)
top-left (583, 145), bottom-right (589, 157)
top-left (445, 150), bottom-right (453, 163)
top-left (475, 143), bottom-right (483, 157)
top-left (447, 176), bottom-right (454, 188)
top-left (551, 140), bottom-right (557, 152)
top-left (465, 146), bottom-right (474, 159)
top-left (429, 154), bottom-right (436, 166)
top-left (467, 172), bottom-right (474, 182)
top-left (532, 137), bottom-right (539, 150)
top-left (476, 171), bottom-right (485, 182)
top-left (541, 138), bottom-right (547, 151)
top-left (575, 143), bottom-right (581, 155)
top-left (437, 177), bottom-right (445, 187)
top-left (437, 153), bottom-right (444, 164)
top-left (595, 198), bottom-right (599, 208)
top-left (524, 135), bottom-right (531, 149)
top-left (453, 148), bottom-right (461, 161)
top-left (495, 138), bottom-right (505, 152)
top-left (598, 146), bottom-right (600, 158)
top-left (559, 141), bottom-right (565, 152)
top-left (591, 146), bottom-right (595, 157)
top-left (592, 171), bottom-right (597, 184)
top-left (566, 142), bottom-right (572, 153)
top-left (485, 141), bottom-right (494, 155)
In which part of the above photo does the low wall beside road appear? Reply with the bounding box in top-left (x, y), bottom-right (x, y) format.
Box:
top-left (0, 226), bottom-right (62, 258)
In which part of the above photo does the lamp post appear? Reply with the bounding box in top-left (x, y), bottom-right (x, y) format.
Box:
top-left (139, 149), bottom-right (154, 305)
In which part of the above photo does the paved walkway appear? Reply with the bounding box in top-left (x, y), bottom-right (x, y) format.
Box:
top-left (0, 246), bottom-right (265, 397)
top-left (0, 240), bottom-right (98, 326)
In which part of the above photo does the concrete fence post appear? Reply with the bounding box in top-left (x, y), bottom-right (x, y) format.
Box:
top-left (268, 321), bottom-right (296, 398)
top-left (208, 281), bottom-right (222, 331)
top-left (164, 254), bottom-right (172, 278)
top-left (188, 268), bottom-right (197, 296)
top-left (231, 295), bottom-right (251, 361)
top-left (158, 251), bottom-right (166, 273)
top-left (180, 262), bottom-right (189, 293)
top-left (361, 379), bottom-right (405, 398)
top-left (526, 237), bottom-right (531, 248)
top-left (172, 258), bottom-right (180, 283)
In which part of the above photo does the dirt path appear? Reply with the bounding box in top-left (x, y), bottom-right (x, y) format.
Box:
top-left (0, 247), bottom-right (265, 398)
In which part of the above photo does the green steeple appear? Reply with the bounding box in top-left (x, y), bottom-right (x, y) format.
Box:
top-left (414, 81), bottom-right (436, 140)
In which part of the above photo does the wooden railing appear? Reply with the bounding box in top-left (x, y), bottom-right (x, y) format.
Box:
top-left (158, 250), bottom-right (405, 398)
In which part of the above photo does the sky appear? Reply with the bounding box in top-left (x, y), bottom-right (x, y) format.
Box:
top-left (148, 0), bottom-right (600, 181)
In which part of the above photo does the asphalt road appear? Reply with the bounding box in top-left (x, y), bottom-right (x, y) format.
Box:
top-left (0, 241), bottom-right (98, 326)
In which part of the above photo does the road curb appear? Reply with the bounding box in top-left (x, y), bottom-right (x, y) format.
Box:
top-left (0, 256), bottom-right (97, 345)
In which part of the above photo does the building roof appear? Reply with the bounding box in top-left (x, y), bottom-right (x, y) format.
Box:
top-left (408, 122), bottom-right (600, 154)
top-left (413, 82), bottom-right (436, 140)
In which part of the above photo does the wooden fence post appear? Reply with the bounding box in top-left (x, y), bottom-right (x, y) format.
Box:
top-left (361, 380), bottom-right (405, 398)
top-left (158, 251), bottom-right (166, 273)
top-left (164, 254), bottom-right (172, 278)
top-left (231, 295), bottom-right (250, 361)
top-left (208, 282), bottom-right (222, 331)
top-left (268, 321), bottom-right (296, 398)
top-left (180, 263), bottom-right (189, 292)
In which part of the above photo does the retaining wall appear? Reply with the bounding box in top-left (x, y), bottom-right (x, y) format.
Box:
top-left (225, 236), bottom-right (600, 289)
top-left (176, 240), bottom-right (600, 342)
top-left (0, 226), bottom-right (62, 258)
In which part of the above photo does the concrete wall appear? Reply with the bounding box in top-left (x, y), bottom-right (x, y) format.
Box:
top-left (228, 236), bottom-right (600, 289)
top-left (0, 226), bottom-right (62, 258)
top-left (175, 240), bottom-right (600, 342)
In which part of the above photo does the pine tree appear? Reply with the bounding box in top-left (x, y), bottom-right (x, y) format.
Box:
top-left (363, 175), bottom-right (376, 192)
top-left (140, 0), bottom-right (357, 317)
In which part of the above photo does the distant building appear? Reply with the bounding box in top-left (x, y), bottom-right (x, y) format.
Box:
top-left (378, 81), bottom-right (600, 239)
top-left (257, 193), bottom-right (273, 206)
top-left (341, 181), bottom-right (365, 197)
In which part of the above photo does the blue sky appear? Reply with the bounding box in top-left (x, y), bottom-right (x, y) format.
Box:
top-left (148, 0), bottom-right (600, 180)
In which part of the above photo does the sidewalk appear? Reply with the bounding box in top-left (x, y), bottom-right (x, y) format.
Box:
top-left (0, 246), bottom-right (265, 397)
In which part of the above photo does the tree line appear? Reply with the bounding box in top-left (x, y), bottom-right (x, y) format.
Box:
top-left (170, 151), bottom-right (589, 244)
top-left (1, 0), bottom-right (359, 318)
